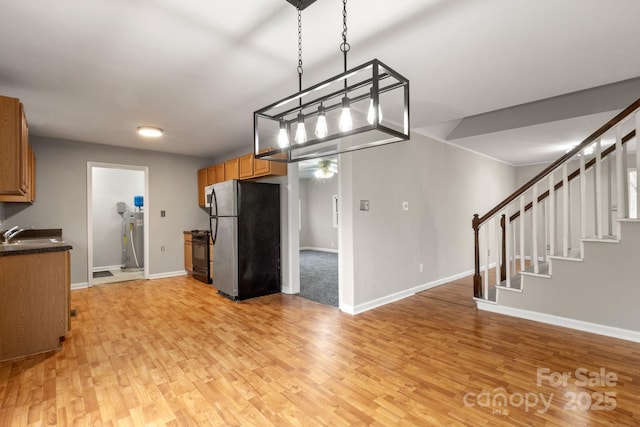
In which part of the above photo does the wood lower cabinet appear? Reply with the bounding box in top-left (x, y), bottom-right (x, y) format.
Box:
top-left (0, 250), bottom-right (70, 362)
top-left (184, 232), bottom-right (193, 273)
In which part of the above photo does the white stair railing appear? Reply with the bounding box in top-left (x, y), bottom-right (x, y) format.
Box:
top-left (472, 98), bottom-right (640, 301)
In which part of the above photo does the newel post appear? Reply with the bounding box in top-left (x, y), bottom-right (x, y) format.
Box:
top-left (500, 214), bottom-right (506, 281)
top-left (472, 214), bottom-right (482, 298)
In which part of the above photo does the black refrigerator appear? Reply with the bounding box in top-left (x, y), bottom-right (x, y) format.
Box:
top-left (209, 180), bottom-right (281, 300)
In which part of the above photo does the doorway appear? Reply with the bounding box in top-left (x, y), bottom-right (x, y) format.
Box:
top-left (87, 163), bottom-right (149, 286)
top-left (297, 159), bottom-right (340, 307)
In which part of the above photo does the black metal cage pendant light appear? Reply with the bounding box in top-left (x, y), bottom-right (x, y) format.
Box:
top-left (254, 0), bottom-right (410, 163)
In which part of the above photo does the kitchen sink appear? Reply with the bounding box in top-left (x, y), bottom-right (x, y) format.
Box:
top-left (1, 238), bottom-right (65, 246)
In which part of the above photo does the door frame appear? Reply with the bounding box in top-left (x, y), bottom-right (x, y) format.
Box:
top-left (87, 162), bottom-right (150, 286)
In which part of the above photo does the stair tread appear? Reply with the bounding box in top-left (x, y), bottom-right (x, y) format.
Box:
top-left (549, 249), bottom-right (582, 260)
top-left (498, 274), bottom-right (522, 290)
top-left (520, 262), bottom-right (550, 277)
top-left (581, 235), bottom-right (620, 243)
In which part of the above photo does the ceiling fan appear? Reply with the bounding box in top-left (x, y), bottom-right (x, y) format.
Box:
top-left (314, 159), bottom-right (338, 179)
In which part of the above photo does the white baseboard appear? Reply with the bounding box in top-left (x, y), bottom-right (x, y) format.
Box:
top-left (476, 301), bottom-right (640, 344)
top-left (148, 270), bottom-right (188, 280)
top-left (347, 268), bottom-right (475, 315)
top-left (71, 282), bottom-right (89, 290)
top-left (300, 247), bottom-right (339, 254)
top-left (71, 271), bottom-right (186, 291)
top-left (92, 264), bottom-right (121, 272)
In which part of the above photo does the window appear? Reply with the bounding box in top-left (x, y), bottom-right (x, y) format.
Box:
top-left (629, 168), bottom-right (637, 219)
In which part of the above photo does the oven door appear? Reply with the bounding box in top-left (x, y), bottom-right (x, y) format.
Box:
top-left (192, 237), bottom-right (211, 284)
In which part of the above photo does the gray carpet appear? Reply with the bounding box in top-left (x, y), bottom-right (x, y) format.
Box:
top-left (299, 250), bottom-right (338, 307)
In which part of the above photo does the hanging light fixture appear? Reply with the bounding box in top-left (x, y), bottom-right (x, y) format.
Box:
top-left (315, 104), bottom-right (328, 138)
top-left (254, 0), bottom-right (410, 163)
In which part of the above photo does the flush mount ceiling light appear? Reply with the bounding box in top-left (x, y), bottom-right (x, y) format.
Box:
top-left (137, 126), bottom-right (164, 137)
top-left (254, 0), bottom-right (410, 163)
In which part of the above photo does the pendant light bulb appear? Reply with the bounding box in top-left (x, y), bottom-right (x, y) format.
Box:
top-left (367, 89), bottom-right (383, 125)
top-left (295, 112), bottom-right (307, 144)
top-left (315, 104), bottom-right (328, 138)
top-left (339, 96), bottom-right (353, 132)
top-left (278, 119), bottom-right (289, 148)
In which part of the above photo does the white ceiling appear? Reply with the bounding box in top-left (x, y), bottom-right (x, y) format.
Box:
top-left (2, 0), bottom-right (640, 165)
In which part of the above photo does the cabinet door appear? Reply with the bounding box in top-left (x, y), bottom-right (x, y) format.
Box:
top-left (0, 145), bottom-right (35, 203)
top-left (19, 104), bottom-right (28, 194)
top-left (184, 233), bottom-right (193, 272)
top-left (225, 158), bottom-right (239, 180)
top-left (214, 163), bottom-right (225, 183)
top-left (0, 96), bottom-right (25, 196)
top-left (197, 168), bottom-right (207, 207)
top-left (253, 149), bottom-right (287, 178)
top-left (254, 154), bottom-right (270, 177)
top-left (239, 153), bottom-right (254, 179)
top-left (206, 165), bottom-right (216, 185)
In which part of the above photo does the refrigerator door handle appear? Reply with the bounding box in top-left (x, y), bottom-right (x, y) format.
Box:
top-left (209, 186), bottom-right (218, 217)
top-left (210, 216), bottom-right (219, 245)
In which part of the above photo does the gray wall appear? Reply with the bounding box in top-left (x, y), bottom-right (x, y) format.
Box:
top-left (342, 133), bottom-right (516, 307)
top-left (2, 136), bottom-right (211, 285)
top-left (299, 176), bottom-right (339, 251)
top-left (498, 220), bottom-right (640, 332)
top-left (92, 167), bottom-right (144, 269)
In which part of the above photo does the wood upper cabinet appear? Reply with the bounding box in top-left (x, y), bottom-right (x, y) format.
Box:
top-left (196, 152), bottom-right (287, 206)
top-left (206, 165), bottom-right (216, 186)
top-left (225, 158), bottom-right (239, 180)
top-left (197, 168), bottom-right (207, 207)
top-left (214, 163), bottom-right (225, 183)
top-left (206, 163), bottom-right (225, 185)
top-left (239, 153), bottom-right (254, 179)
top-left (253, 150), bottom-right (287, 178)
top-left (0, 95), bottom-right (31, 199)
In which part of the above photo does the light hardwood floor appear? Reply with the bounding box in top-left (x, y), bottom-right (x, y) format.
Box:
top-left (1, 275), bottom-right (640, 426)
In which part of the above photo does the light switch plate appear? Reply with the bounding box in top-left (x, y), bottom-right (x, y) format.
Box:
top-left (402, 201), bottom-right (409, 211)
top-left (360, 200), bottom-right (370, 211)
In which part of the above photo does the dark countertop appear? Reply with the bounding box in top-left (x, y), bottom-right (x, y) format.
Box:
top-left (0, 228), bottom-right (72, 257)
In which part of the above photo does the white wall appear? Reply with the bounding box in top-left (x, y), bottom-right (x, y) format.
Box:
top-left (2, 136), bottom-right (211, 286)
top-left (92, 167), bottom-right (144, 269)
top-left (340, 134), bottom-right (516, 310)
top-left (299, 176), bottom-right (339, 251)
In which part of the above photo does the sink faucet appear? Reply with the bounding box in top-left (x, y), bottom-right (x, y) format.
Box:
top-left (3, 226), bottom-right (31, 243)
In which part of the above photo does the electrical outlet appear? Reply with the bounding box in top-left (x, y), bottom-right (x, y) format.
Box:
top-left (402, 201), bottom-right (409, 211)
top-left (160, 246), bottom-right (165, 252)
top-left (419, 263), bottom-right (424, 272)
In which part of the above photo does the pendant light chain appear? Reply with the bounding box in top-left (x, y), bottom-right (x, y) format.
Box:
top-left (297, 1), bottom-right (304, 95)
top-left (340, 0), bottom-right (350, 73)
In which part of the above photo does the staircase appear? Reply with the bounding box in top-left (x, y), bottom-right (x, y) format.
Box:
top-left (472, 98), bottom-right (640, 342)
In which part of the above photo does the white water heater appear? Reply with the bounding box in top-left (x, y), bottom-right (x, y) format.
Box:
top-left (119, 196), bottom-right (144, 270)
